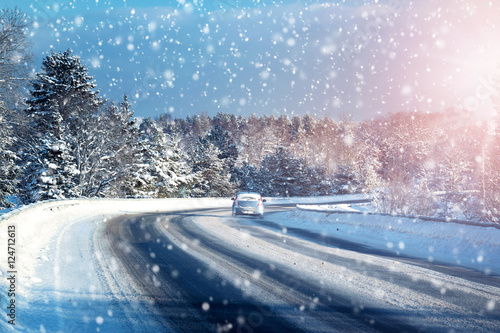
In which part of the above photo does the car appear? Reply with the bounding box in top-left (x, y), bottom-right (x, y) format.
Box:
top-left (231, 192), bottom-right (266, 218)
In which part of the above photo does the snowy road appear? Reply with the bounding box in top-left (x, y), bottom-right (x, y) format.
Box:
top-left (105, 205), bottom-right (500, 332)
top-left (1, 197), bottom-right (499, 332)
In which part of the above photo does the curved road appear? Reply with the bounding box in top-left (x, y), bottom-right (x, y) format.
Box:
top-left (105, 204), bottom-right (500, 332)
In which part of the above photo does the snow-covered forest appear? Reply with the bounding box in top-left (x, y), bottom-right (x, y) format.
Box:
top-left (0, 7), bottom-right (499, 223)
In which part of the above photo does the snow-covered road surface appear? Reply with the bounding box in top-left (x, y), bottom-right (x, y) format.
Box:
top-left (1, 196), bottom-right (499, 332)
top-left (109, 208), bottom-right (500, 332)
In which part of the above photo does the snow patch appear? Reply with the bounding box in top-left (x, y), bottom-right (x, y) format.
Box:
top-left (290, 203), bottom-right (500, 275)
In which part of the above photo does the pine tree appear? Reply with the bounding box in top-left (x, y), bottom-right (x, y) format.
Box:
top-left (485, 65), bottom-right (500, 221)
top-left (0, 105), bottom-right (20, 207)
top-left (235, 162), bottom-right (261, 193)
top-left (483, 119), bottom-right (500, 222)
top-left (71, 98), bottom-right (140, 198)
top-left (98, 95), bottom-right (143, 197)
top-left (119, 117), bottom-right (156, 197)
top-left (21, 49), bottom-right (104, 202)
top-left (189, 128), bottom-right (238, 197)
top-left (0, 8), bottom-right (33, 113)
top-left (199, 142), bottom-right (231, 197)
top-left (257, 146), bottom-right (327, 197)
top-left (205, 124), bottom-right (239, 171)
top-left (0, 8), bottom-right (33, 207)
top-left (26, 50), bottom-right (102, 133)
top-left (126, 118), bottom-right (193, 198)
top-left (260, 147), bottom-right (299, 197)
top-left (238, 114), bottom-right (263, 166)
top-left (155, 135), bottom-right (193, 198)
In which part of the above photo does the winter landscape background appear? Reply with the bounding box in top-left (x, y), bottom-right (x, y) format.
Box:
top-left (1, 2), bottom-right (500, 331)
top-left (0, 1), bottom-right (499, 223)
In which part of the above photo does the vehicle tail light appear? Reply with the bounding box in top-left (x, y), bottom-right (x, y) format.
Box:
top-left (258, 199), bottom-right (263, 206)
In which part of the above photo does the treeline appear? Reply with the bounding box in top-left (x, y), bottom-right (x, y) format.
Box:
top-left (159, 108), bottom-right (500, 223)
top-left (0, 8), bottom-right (499, 223)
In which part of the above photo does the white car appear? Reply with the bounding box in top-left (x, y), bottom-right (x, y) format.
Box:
top-left (231, 192), bottom-right (266, 218)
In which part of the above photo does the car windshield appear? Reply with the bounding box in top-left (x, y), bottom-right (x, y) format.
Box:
top-left (2, 1), bottom-right (500, 332)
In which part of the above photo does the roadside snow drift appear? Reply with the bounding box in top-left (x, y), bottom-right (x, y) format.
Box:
top-left (292, 202), bottom-right (500, 275)
top-left (0, 198), bottom-right (228, 332)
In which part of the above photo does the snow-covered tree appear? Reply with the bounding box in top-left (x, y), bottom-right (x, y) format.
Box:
top-left (21, 49), bottom-right (104, 202)
top-left (26, 49), bottom-right (102, 134)
top-left (205, 124), bottom-right (239, 176)
top-left (21, 139), bottom-right (78, 202)
top-left (238, 114), bottom-right (261, 166)
top-left (483, 67), bottom-right (500, 222)
top-left (289, 115), bottom-right (305, 145)
top-left (0, 8), bottom-right (33, 113)
top-left (259, 146), bottom-right (313, 197)
top-left (155, 136), bottom-right (193, 198)
top-left (189, 126), bottom-right (238, 197)
top-left (0, 8), bottom-right (33, 207)
top-left (126, 118), bottom-right (193, 198)
top-left (300, 164), bottom-right (330, 196)
top-left (189, 139), bottom-right (230, 197)
top-left (235, 162), bottom-right (261, 193)
top-left (212, 112), bottom-right (244, 139)
top-left (76, 97), bottom-right (141, 198)
top-left (482, 119), bottom-right (500, 222)
top-left (0, 105), bottom-right (19, 207)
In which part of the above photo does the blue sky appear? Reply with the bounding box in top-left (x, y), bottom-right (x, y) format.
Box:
top-left (4, 0), bottom-right (500, 120)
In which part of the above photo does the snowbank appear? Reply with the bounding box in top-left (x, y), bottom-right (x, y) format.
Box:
top-left (0, 198), bottom-right (229, 332)
top-left (288, 203), bottom-right (500, 275)
top-left (264, 194), bottom-right (369, 205)
top-left (0, 197), bottom-right (228, 276)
